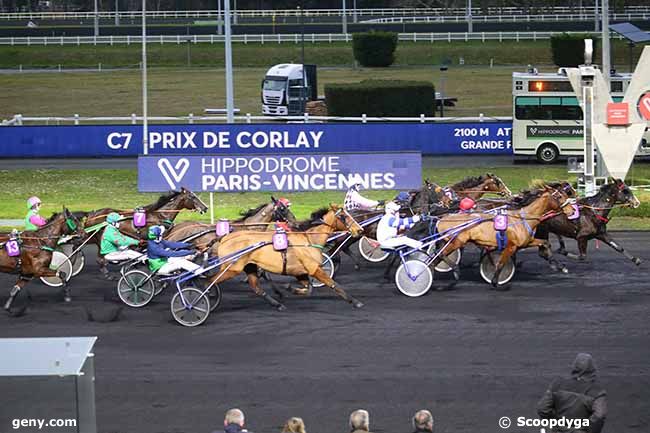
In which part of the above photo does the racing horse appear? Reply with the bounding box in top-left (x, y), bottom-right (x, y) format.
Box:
top-left (1, 208), bottom-right (84, 315)
top-left (326, 180), bottom-right (453, 272)
top-left (165, 197), bottom-right (297, 251)
top-left (448, 173), bottom-right (512, 200)
top-left (435, 183), bottom-right (575, 289)
top-left (536, 179), bottom-right (642, 265)
top-left (74, 188), bottom-right (208, 279)
top-left (209, 205), bottom-right (365, 311)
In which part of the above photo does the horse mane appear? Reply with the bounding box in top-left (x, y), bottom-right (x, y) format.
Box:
top-left (236, 203), bottom-right (268, 220)
top-left (295, 207), bottom-right (330, 231)
top-left (452, 175), bottom-right (485, 190)
top-left (583, 182), bottom-right (616, 204)
top-left (507, 188), bottom-right (545, 209)
top-left (144, 191), bottom-right (181, 211)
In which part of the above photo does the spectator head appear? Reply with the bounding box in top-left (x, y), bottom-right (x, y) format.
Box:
top-left (282, 417), bottom-right (306, 433)
top-left (571, 353), bottom-right (597, 381)
top-left (349, 409), bottom-right (370, 432)
top-left (412, 410), bottom-right (434, 432)
top-left (224, 408), bottom-right (245, 427)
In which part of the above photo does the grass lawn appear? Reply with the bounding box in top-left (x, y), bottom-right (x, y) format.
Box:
top-left (2, 164), bottom-right (649, 229)
top-left (0, 65), bottom-right (520, 119)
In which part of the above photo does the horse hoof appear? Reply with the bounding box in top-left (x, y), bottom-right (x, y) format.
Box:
top-left (64, 296), bottom-right (72, 303)
top-left (352, 301), bottom-right (364, 309)
top-left (453, 271), bottom-right (460, 281)
top-left (494, 283), bottom-right (511, 292)
top-left (292, 288), bottom-right (309, 296)
top-left (354, 264), bottom-right (360, 271)
top-left (561, 267), bottom-right (569, 274)
top-left (103, 274), bottom-right (116, 281)
top-left (634, 257), bottom-right (642, 266)
top-left (276, 304), bottom-right (287, 312)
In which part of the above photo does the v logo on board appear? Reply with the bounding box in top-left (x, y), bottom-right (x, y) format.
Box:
top-left (157, 158), bottom-right (190, 190)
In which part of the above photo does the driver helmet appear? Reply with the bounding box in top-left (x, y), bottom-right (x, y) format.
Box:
top-left (385, 201), bottom-right (401, 215)
top-left (459, 197), bottom-right (476, 211)
top-left (148, 225), bottom-right (165, 241)
top-left (395, 191), bottom-right (410, 203)
top-left (27, 196), bottom-right (42, 210)
top-left (106, 212), bottom-right (122, 226)
top-left (348, 175), bottom-right (364, 192)
top-left (278, 197), bottom-right (291, 207)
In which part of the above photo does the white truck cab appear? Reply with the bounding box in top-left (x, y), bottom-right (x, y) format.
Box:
top-left (262, 64), bottom-right (317, 116)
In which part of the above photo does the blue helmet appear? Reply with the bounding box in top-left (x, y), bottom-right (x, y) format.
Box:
top-left (395, 192), bottom-right (410, 203)
top-left (147, 225), bottom-right (165, 240)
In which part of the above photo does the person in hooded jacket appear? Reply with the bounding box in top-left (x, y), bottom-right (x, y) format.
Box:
top-left (537, 353), bottom-right (607, 433)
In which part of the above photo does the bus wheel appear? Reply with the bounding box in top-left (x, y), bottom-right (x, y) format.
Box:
top-left (536, 143), bottom-right (559, 164)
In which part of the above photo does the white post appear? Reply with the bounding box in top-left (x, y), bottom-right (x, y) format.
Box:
top-left (467, 0), bottom-right (473, 33)
top-left (209, 193), bottom-right (215, 224)
top-left (353, 0), bottom-right (357, 23)
top-left (115, 0), bottom-right (119, 26)
top-left (142, 0), bottom-right (148, 156)
top-left (342, 0), bottom-right (347, 34)
top-left (602, 0), bottom-right (610, 83)
top-left (224, 0), bottom-right (235, 124)
top-left (217, 0), bottom-right (223, 35)
top-left (94, 0), bottom-right (99, 36)
top-left (594, 0), bottom-right (600, 31)
top-left (233, 0), bottom-right (238, 25)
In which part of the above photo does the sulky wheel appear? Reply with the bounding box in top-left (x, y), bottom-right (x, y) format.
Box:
top-left (170, 286), bottom-right (211, 327)
top-left (395, 259), bottom-right (433, 297)
top-left (40, 251), bottom-right (73, 287)
top-left (117, 270), bottom-right (156, 308)
top-left (427, 243), bottom-right (462, 273)
top-left (358, 236), bottom-right (390, 263)
top-left (479, 250), bottom-right (516, 286)
top-left (59, 244), bottom-right (85, 277)
top-left (310, 253), bottom-right (335, 289)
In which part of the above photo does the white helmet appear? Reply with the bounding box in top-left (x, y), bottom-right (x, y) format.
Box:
top-left (348, 175), bottom-right (364, 191)
top-left (385, 201), bottom-right (401, 214)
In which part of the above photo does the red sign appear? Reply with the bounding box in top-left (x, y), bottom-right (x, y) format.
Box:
top-left (638, 92), bottom-right (650, 121)
top-left (607, 102), bottom-right (629, 125)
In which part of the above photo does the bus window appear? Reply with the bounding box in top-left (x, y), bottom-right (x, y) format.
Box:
top-left (515, 96), bottom-right (583, 120)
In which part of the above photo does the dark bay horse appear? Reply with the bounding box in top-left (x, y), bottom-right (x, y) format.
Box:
top-left (436, 184), bottom-right (575, 289)
top-left (1, 208), bottom-right (84, 315)
top-left (75, 188), bottom-right (208, 278)
top-left (536, 179), bottom-right (642, 265)
top-left (210, 205), bottom-right (364, 311)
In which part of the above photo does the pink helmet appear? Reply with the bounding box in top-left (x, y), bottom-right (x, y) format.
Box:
top-left (459, 197), bottom-right (476, 211)
top-left (27, 196), bottom-right (42, 209)
top-left (278, 197), bottom-right (291, 207)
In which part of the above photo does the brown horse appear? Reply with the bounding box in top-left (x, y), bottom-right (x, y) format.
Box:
top-left (208, 205), bottom-right (364, 311)
top-left (166, 197), bottom-right (297, 251)
top-left (1, 208), bottom-right (84, 315)
top-left (536, 179), bottom-right (642, 265)
top-left (74, 188), bottom-right (208, 278)
top-left (435, 184), bottom-right (574, 289)
top-left (449, 173), bottom-right (512, 200)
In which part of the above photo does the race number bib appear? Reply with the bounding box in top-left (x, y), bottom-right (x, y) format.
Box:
top-left (5, 240), bottom-right (20, 257)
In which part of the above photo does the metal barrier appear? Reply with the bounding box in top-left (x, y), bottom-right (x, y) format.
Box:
top-left (3, 113), bottom-right (513, 126)
top-left (363, 12), bottom-right (649, 24)
top-left (1, 6), bottom-right (649, 20)
top-left (0, 31), bottom-right (629, 46)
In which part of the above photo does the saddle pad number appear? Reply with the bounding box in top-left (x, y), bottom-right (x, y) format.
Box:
top-left (273, 231), bottom-right (288, 251)
top-left (216, 219), bottom-right (230, 236)
top-left (5, 240), bottom-right (20, 257)
top-left (133, 211), bottom-right (147, 227)
top-left (494, 214), bottom-right (508, 231)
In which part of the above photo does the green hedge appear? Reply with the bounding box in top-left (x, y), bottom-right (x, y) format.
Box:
top-left (325, 80), bottom-right (435, 117)
top-left (550, 33), bottom-right (599, 67)
top-left (352, 31), bottom-right (398, 67)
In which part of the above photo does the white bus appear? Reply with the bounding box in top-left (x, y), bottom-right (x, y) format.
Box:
top-left (512, 69), bottom-right (650, 163)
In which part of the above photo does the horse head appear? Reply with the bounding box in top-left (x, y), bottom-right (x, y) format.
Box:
top-left (177, 187), bottom-right (209, 214)
top-left (486, 173), bottom-right (512, 197)
top-left (609, 178), bottom-right (640, 209)
top-left (271, 196), bottom-right (298, 229)
top-left (62, 206), bottom-right (85, 237)
top-left (328, 204), bottom-right (363, 237)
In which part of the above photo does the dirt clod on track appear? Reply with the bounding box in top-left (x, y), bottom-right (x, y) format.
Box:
top-left (1, 233), bottom-right (649, 433)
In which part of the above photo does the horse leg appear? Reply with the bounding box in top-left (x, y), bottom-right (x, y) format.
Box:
top-left (383, 254), bottom-right (398, 280)
top-left (244, 268), bottom-right (286, 311)
top-left (536, 240), bottom-right (568, 274)
top-left (490, 244), bottom-right (517, 290)
top-left (4, 278), bottom-right (29, 313)
top-left (556, 234), bottom-right (569, 256)
top-left (577, 238), bottom-right (589, 261)
top-left (341, 242), bottom-right (362, 271)
top-left (310, 267), bottom-right (363, 309)
top-left (596, 233), bottom-right (642, 266)
top-left (98, 254), bottom-right (113, 280)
